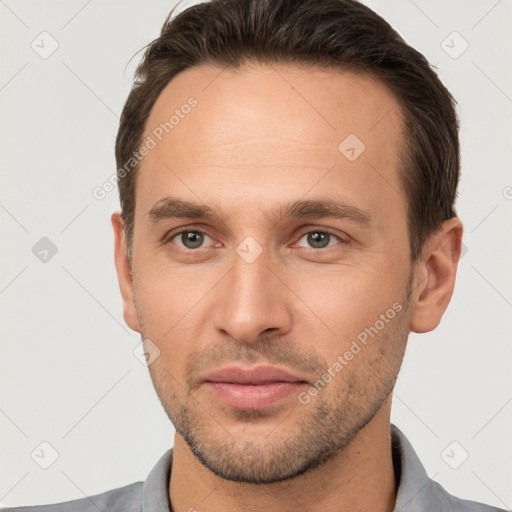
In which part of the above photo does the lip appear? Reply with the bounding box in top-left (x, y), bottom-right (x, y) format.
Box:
top-left (201, 365), bottom-right (308, 409)
top-left (202, 365), bottom-right (307, 385)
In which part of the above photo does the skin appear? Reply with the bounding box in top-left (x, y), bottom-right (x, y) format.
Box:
top-left (112, 63), bottom-right (463, 512)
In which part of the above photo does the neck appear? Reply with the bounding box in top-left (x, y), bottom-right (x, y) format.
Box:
top-left (169, 402), bottom-right (397, 512)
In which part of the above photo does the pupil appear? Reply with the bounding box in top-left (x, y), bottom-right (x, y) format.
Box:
top-left (183, 231), bottom-right (203, 248)
top-left (308, 232), bottom-right (329, 248)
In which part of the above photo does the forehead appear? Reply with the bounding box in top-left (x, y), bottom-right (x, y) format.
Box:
top-left (136, 62), bottom-right (406, 228)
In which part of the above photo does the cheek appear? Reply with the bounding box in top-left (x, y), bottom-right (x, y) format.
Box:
top-left (134, 261), bottom-right (213, 326)
top-left (293, 265), bottom-right (403, 328)
top-left (133, 269), bottom-right (214, 379)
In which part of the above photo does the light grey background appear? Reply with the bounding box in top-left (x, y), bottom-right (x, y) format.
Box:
top-left (1, 0), bottom-right (511, 509)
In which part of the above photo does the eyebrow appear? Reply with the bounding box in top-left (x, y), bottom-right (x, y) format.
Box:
top-left (147, 196), bottom-right (373, 226)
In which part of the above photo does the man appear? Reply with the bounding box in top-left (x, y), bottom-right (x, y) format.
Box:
top-left (3, 0), bottom-right (505, 511)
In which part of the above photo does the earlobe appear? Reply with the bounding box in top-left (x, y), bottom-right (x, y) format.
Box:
top-left (111, 211), bottom-right (140, 333)
top-left (410, 217), bottom-right (463, 334)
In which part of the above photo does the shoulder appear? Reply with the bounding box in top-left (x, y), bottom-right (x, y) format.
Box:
top-left (430, 478), bottom-right (507, 512)
top-left (390, 424), bottom-right (506, 512)
top-left (446, 493), bottom-right (507, 512)
top-left (0, 481), bottom-right (143, 512)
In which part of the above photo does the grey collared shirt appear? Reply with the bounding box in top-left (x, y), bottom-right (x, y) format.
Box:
top-left (1, 424), bottom-right (505, 512)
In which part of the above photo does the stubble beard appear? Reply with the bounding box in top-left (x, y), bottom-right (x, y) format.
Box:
top-left (138, 280), bottom-right (412, 484)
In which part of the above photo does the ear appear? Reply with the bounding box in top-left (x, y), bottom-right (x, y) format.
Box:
top-left (111, 211), bottom-right (140, 333)
top-left (410, 217), bottom-right (464, 333)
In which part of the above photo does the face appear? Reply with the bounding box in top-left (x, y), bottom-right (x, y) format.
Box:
top-left (116, 63), bottom-right (416, 483)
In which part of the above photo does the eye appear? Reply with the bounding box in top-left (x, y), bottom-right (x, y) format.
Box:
top-left (170, 230), bottom-right (213, 250)
top-left (295, 231), bottom-right (344, 249)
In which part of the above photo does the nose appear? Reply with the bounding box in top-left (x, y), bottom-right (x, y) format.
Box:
top-left (212, 247), bottom-right (293, 344)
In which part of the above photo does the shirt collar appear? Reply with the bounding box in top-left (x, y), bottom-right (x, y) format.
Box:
top-left (141, 448), bottom-right (173, 512)
top-left (391, 424), bottom-right (450, 511)
top-left (141, 424), bottom-right (446, 512)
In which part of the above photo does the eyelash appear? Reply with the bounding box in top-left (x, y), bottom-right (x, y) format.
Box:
top-left (163, 227), bottom-right (347, 252)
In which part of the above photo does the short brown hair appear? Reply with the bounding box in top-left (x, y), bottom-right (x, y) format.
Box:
top-left (115, 0), bottom-right (460, 265)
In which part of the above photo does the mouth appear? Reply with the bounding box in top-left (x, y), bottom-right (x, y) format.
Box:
top-left (201, 365), bottom-right (309, 409)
